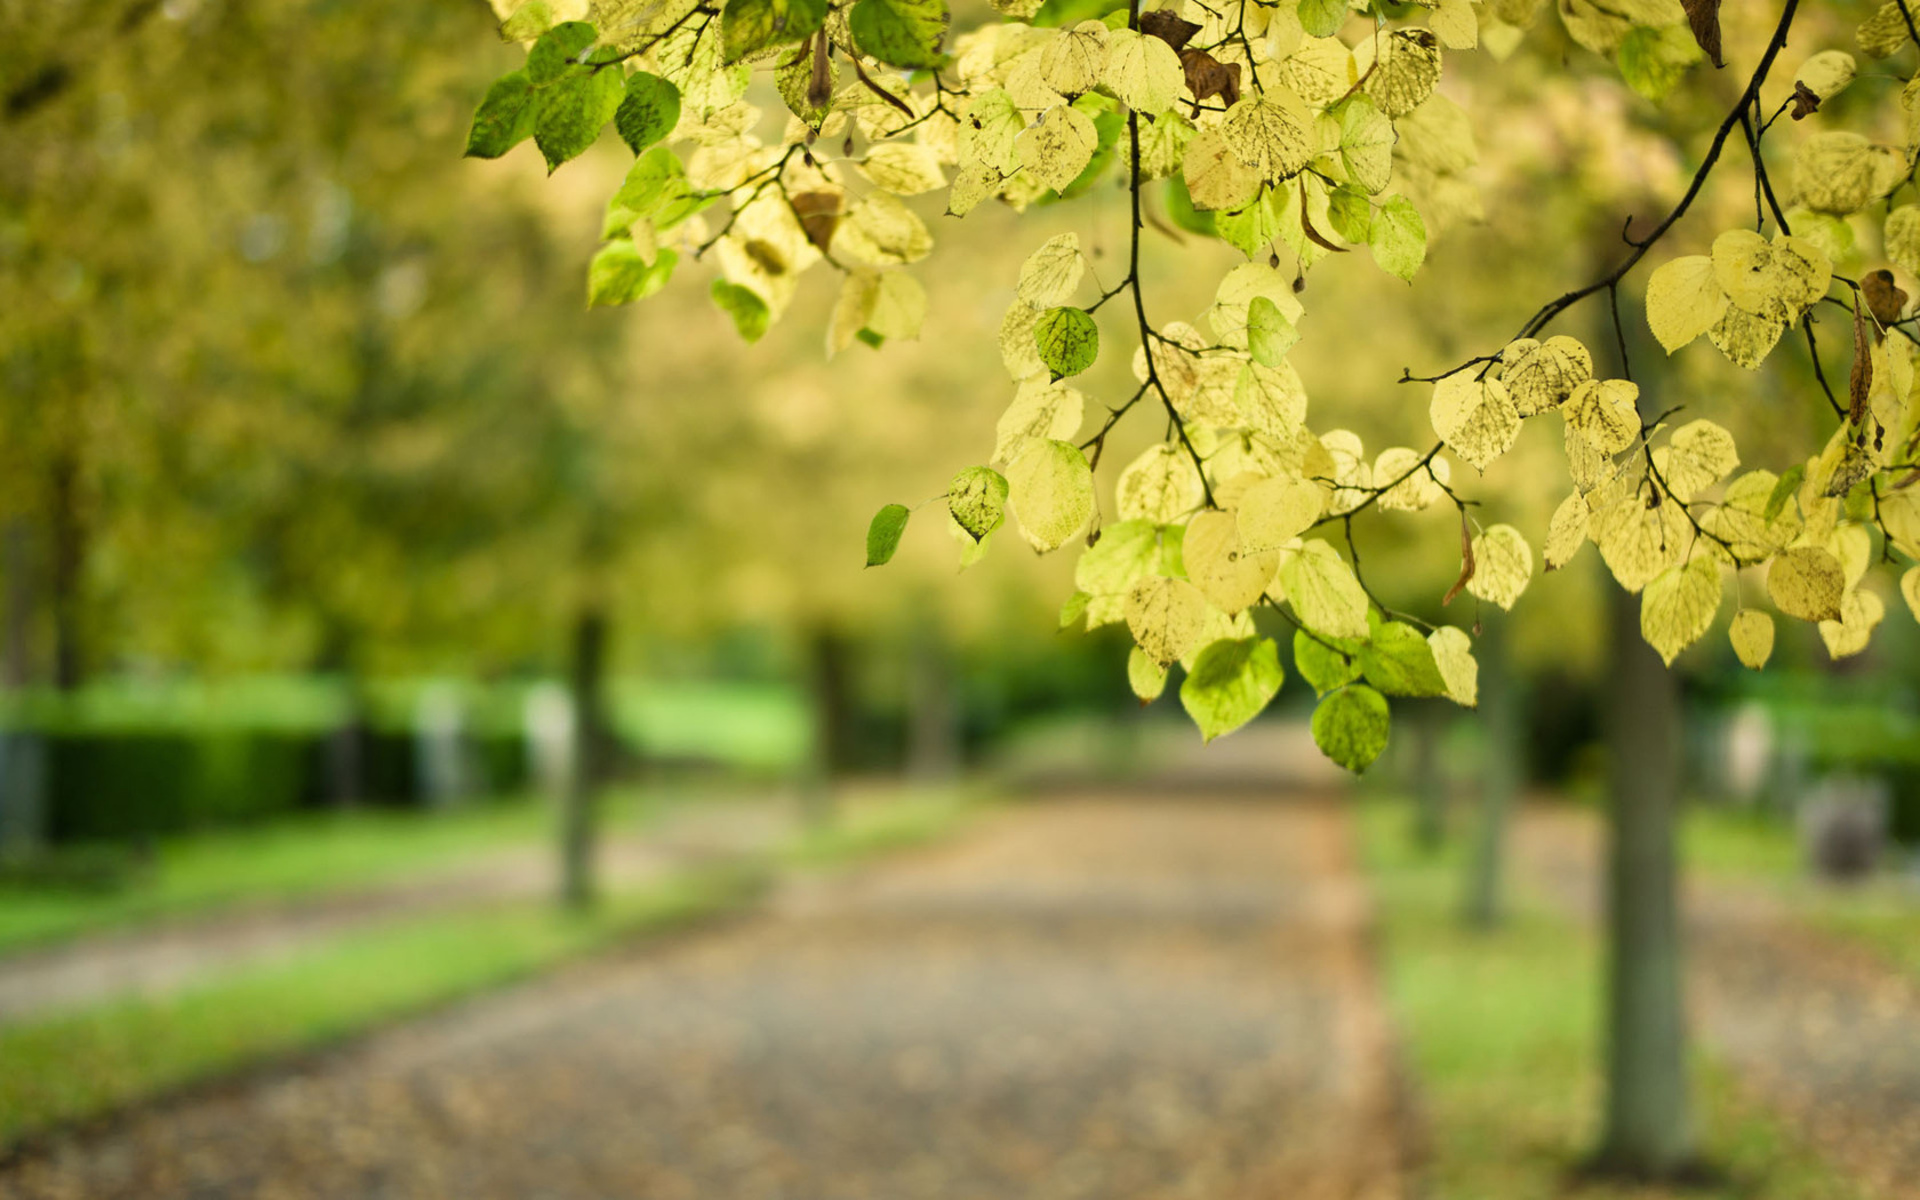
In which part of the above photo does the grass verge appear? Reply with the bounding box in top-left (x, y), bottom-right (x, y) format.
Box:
top-left (1359, 799), bottom-right (1865, 1200)
top-left (0, 789), bottom-right (980, 1148)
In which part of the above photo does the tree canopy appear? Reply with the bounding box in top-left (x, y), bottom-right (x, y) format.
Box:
top-left (467, 0), bottom-right (1920, 770)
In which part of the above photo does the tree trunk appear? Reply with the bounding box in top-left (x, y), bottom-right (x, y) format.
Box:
top-left (1410, 701), bottom-right (1447, 852)
top-left (561, 603), bottom-right (608, 910)
top-left (1593, 578), bottom-right (1695, 1175)
top-left (1460, 613), bottom-right (1518, 928)
top-left (906, 623), bottom-right (960, 784)
top-left (801, 625), bottom-right (851, 828)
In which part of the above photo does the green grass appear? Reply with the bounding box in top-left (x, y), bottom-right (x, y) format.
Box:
top-left (1360, 800), bottom-right (1865, 1200)
top-left (0, 791), bottom-right (685, 956)
top-left (0, 788), bottom-right (978, 1147)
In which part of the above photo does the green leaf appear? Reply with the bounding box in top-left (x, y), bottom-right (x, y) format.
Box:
top-left (1765, 463), bottom-right (1805, 521)
top-left (1215, 188), bottom-right (1284, 259)
top-left (1298, 0), bottom-right (1347, 38)
top-left (1129, 645), bottom-right (1169, 702)
top-left (528, 22), bottom-right (598, 83)
top-left (1246, 295), bottom-right (1297, 367)
top-left (1617, 24), bottom-right (1702, 103)
top-left (722, 0), bottom-right (828, 62)
top-left (856, 328), bottom-right (887, 349)
top-left (1060, 590), bottom-right (1091, 629)
top-left (848, 0), bottom-right (948, 69)
top-left (710, 279), bottom-right (770, 342)
top-left (1311, 684), bottom-right (1390, 773)
top-left (587, 243), bottom-right (676, 306)
top-left (1369, 194), bottom-right (1426, 281)
top-left (948, 466), bottom-right (1009, 543)
top-left (1163, 176), bottom-right (1216, 237)
top-left (535, 66), bottom-right (625, 171)
top-left (615, 73), bottom-right (681, 153)
top-left (1180, 637), bottom-right (1285, 741)
top-left (466, 71), bottom-right (538, 159)
top-left (1327, 183), bottom-right (1372, 243)
top-left (1293, 629), bottom-right (1361, 696)
top-left (1357, 620), bottom-right (1447, 697)
top-left (866, 503), bottom-right (911, 566)
top-left (1034, 307), bottom-right (1099, 378)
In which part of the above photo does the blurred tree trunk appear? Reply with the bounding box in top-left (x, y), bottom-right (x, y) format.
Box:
top-left (802, 625), bottom-right (851, 827)
top-left (47, 445), bottom-right (84, 692)
top-left (906, 624), bottom-right (960, 784)
top-left (315, 624), bottom-right (366, 808)
top-left (1409, 701), bottom-right (1447, 852)
top-left (1595, 582), bottom-right (1692, 1174)
top-left (1460, 613), bottom-right (1517, 928)
top-left (561, 602), bottom-right (609, 909)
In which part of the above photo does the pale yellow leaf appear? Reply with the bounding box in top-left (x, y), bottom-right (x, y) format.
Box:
top-left (1466, 523), bottom-right (1532, 609)
top-left (1278, 539), bottom-right (1371, 640)
top-left (1819, 587), bottom-right (1884, 658)
top-left (1239, 475), bottom-right (1328, 551)
top-left (1639, 557), bottom-right (1722, 665)
top-left (1017, 103), bottom-right (1099, 193)
top-left (1645, 254), bottom-right (1727, 354)
top-left (1185, 510), bottom-right (1281, 613)
top-left (1502, 335), bottom-right (1592, 416)
top-left (1427, 625), bottom-right (1478, 707)
top-left (1729, 609), bottom-right (1774, 669)
top-left (1563, 378), bottom-right (1641, 455)
top-left (1126, 575), bottom-right (1209, 664)
top-left (1767, 545), bottom-right (1846, 622)
top-left (1016, 233), bottom-right (1087, 307)
top-left (1430, 370), bottom-right (1520, 471)
top-left (993, 377), bottom-right (1085, 464)
top-left (1117, 443), bottom-right (1206, 523)
top-left (1545, 490), bottom-right (1590, 570)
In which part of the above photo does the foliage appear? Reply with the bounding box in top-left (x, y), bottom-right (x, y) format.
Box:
top-left (470, 0), bottom-right (1920, 770)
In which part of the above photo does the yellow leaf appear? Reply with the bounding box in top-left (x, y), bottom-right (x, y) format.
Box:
top-left (1103, 27), bottom-right (1186, 115)
top-left (1278, 539), bottom-right (1371, 640)
top-left (1238, 475), bottom-right (1328, 551)
top-left (1645, 254), bottom-right (1728, 354)
top-left (1563, 378), bottom-right (1640, 455)
top-left (1900, 565), bottom-right (1920, 621)
top-left (1355, 27), bottom-right (1442, 117)
top-left (1427, 625), bottom-right (1478, 707)
top-left (1016, 233), bottom-right (1086, 307)
top-left (1501, 335), bottom-right (1592, 416)
top-left (1182, 127), bottom-right (1263, 211)
top-left (1117, 443), bottom-right (1206, 523)
top-left (1466, 523), bottom-right (1532, 609)
top-left (1792, 132), bottom-right (1903, 216)
top-left (1429, 370), bottom-right (1520, 471)
top-left (1220, 91), bottom-right (1316, 182)
top-left (1703, 468), bottom-right (1802, 562)
top-left (1767, 545), bottom-right (1846, 622)
top-left (998, 300), bottom-right (1047, 380)
top-left (1591, 479), bottom-right (1689, 592)
top-left (1729, 609), bottom-right (1774, 669)
top-left (1818, 587), bottom-right (1885, 658)
top-left (993, 377), bottom-right (1085, 464)
top-left (1375, 447), bottom-right (1451, 511)
top-left (1795, 49), bottom-right (1857, 100)
top-left (1886, 205), bottom-right (1920, 277)
top-left (1040, 21), bottom-right (1110, 95)
top-left (1711, 229), bottom-right (1831, 321)
top-left (1544, 490), bottom-right (1589, 570)
top-left (861, 143), bottom-right (948, 195)
top-left (1125, 575), bottom-right (1209, 664)
top-left (1707, 305), bottom-right (1785, 370)
top-left (1017, 103), bottom-right (1099, 193)
top-left (832, 191), bottom-right (933, 266)
top-left (1654, 419), bottom-right (1739, 502)
top-left (1639, 557), bottom-right (1722, 665)
top-left (1007, 439), bottom-right (1094, 552)
top-left (1185, 510), bottom-right (1280, 613)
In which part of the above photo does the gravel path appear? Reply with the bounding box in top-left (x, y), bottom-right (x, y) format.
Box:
top-left (0, 794), bottom-right (1408, 1200)
top-left (1515, 806), bottom-right (1920, 1199)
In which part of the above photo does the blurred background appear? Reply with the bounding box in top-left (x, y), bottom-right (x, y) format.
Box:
top-left (0, 0), bottom-right (1917, 1197)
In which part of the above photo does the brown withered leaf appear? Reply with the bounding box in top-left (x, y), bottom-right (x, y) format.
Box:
top-left (1442, 509), bottom-right (1475, 607)
top-left (1790, 81), bottom-right (1821, 120)
top-left (1179, 48), bottom-right (1241, 107)
top-left (790, 190), bottom-right (843, 252)
top-left (1140, 8), bottom-right (1201, 51)
top-left (1862, 268), bottom-right (1907, 329)
top-left (1849, 300), bottom-right (1872, 424)
top-left (1682, 0), bottom-right (1724, 67)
